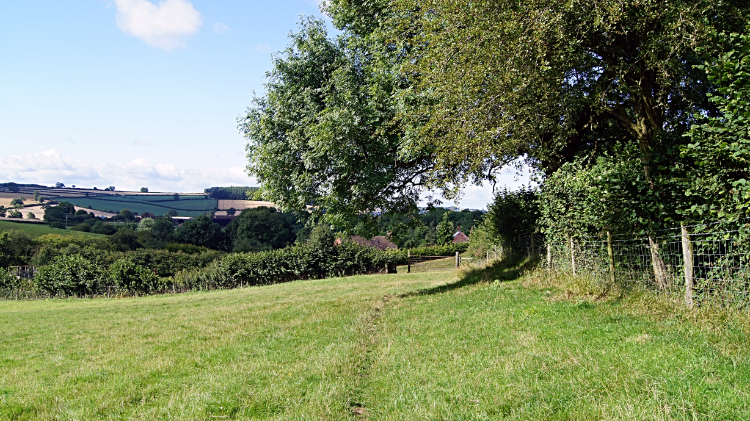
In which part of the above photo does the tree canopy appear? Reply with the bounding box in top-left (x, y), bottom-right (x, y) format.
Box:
top-left (242, 0), bottom-right (750, 235)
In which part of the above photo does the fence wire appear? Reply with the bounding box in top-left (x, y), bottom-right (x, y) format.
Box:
top-left (547, 223), bottom-right (750, 307)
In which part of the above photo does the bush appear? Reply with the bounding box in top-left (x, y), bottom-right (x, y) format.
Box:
top-left (0, 230), bottom-right (35, 267)
top-left (108, 258), bottom-right (161, 295)
top-left (174, 242), bottom-right (400, 291)
top-left (34, 254), bottom-right (103, 297)
top-left (0, 267), bottom-right (19, 291)
top-left (49, 221), bottom-right (66, 229)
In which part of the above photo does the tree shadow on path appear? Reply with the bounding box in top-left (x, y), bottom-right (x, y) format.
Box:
top-left (399, 257), bottom-right (539, 298)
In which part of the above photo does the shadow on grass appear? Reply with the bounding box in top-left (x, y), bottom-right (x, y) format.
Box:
top-left (400, 257), bottom-right (539, 298)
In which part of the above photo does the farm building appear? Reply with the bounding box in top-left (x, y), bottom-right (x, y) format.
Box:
top-left (452, 229), bottom-right (469, 244)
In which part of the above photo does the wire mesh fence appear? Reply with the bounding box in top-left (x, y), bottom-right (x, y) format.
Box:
top-left (547, 221), bottom-right (750, 307)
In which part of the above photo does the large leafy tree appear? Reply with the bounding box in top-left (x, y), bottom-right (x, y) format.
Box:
top-left (394, 0), bottom-right (749, 184)
top-left (240, 9), bottom-right (432, 230)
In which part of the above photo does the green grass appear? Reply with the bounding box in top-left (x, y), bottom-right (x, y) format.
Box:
top-left (2, 262), bottom-right (749, 420)
top-left (0, 220), bottom-right (105, 239)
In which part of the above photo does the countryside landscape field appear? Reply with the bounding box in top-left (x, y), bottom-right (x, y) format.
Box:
top-left (2, 261), bottom-right (749, 420)
top-left (5, 1), bottom-right (750, 420)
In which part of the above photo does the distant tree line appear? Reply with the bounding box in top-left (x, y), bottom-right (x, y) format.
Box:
top-left (204, 186), bottom-right (260, 200)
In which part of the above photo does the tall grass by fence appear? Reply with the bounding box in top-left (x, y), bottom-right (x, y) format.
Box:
top-left (547, 221), bottom-right (750, 307)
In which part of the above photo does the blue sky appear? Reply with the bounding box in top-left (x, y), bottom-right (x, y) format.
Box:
top-left (0, 0), bottom-right (530, 209)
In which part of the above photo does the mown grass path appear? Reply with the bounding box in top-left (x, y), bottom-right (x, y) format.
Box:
top-left (2, 262), bottom-right (749, 420)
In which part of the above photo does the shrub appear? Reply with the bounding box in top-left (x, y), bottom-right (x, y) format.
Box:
top-left (0, 267), bottom-right (19, 291)
top-left (49, 221), bottom-right (66, 229)
top-left (108, 258), bottom-right (161, 295)
top-left (34, 254), bottom-right (103, 297)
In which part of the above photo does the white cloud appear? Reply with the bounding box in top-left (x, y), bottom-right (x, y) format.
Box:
top-left (212, 22), bottom-right (230, 34)
top-left (0, 150), bottom-right (255, 192)
top-left (114, 0), bottom-right (202, 50)
top-left (251, 43), bottom-right (271, 53)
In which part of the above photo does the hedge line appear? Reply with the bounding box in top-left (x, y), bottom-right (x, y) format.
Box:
top-left (0, 242), bottom-right (469, 300)
top-left (0, 243), bottom-right (401, 298)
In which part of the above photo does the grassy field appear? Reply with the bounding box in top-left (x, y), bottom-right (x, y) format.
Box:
top-left (0, 220), bottom-right (104, 239)
top-left (55, 196), bottom-right (216, 217)
top-left (2, 262), bottom-right (749, 420)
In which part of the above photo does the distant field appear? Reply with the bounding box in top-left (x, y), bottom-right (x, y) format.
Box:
top-left (2, 262), bottom-right (749, 419)
top-left (56, 196), bottom-right (217, 217)
top-left (0, 220), bottom-right (105, 239)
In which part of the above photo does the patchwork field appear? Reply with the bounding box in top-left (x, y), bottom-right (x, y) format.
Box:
top-left (55, 196), bottom-right (217, 217)
top-left (0, 220), bottom-right (105, 239)
top-left (1, 262), bottom-right (749, 420)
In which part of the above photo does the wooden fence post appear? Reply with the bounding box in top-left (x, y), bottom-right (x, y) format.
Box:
top-left (455, 252), bottom-right (460, 268)
top-left (407, 251), bottom-right (411, 273)
top-left (547, 245), bottom-right (552, 273)
top-left (649, 236), bottom-right (669, 290)
top-left (570, 237), bottom-right (576, 276)
top-left (607, 231), bottom-right (616, 286)
top-left (682, 224), bottom-right (694, 308)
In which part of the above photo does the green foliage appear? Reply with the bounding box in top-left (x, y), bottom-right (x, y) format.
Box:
top-left (49, 221), bottom-right (66, 229)
top-left (307, 224), bottom-right (336, 251)
top-left (435, 213), bottom-right (454, 246)
top-left (57, 201), bottom-right (76, 214)
top-left (109, 227), bottom-right (141, 251)
top-left (164, 242), bottom-right (212, 254)
top-left (165, 209), bottom-right (178, 217)
top-left (0, 230), bottom-right (35, 267)
top-left (486, 187), bottom-right (539, 243)
top-left (684, 28), bottom-right (750, 225)
top-left (108, 258), bottom-right (160, 294)
top-left (150, 217), bottom-right (174, 242)
top-left (7, 182), bottom-right (19, 193)
top-left (7, 210), bottom-right (21, 218)
top-left (0, 206), bottom-right (5, 218)
top-left (225, 207), bottom-right (294, 252)
top-left (140, 187), bottom-right (148, 193)
top-left (240, 16), bottom-right (431, 229)
top-left (465, 221), bottom-right (501, 259)
top-left (10, 197), bottom-right (24, 208)
top-left (119, 209), bottom-right (135, 221)
top-left (137, 217), bottom-right (154, 231)
top-left (173, 215), bottom-right (223, 249)
top-left (204, 186), bottom-right (259, 200)
top-left (175, 242), bottom-right (400, 290)
top-left (0, 267), bottom-right (19, 291)
top-left (537, 143), bottom-right (688, 241)
top-left (34, 254), bottom-right (102, 296)
top-left (394, 0), bottom-right (750, 185)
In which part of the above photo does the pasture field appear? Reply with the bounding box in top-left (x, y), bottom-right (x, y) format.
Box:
top-left (1, 262), bottom-right (749, 420)
top-left (55, 196), bottom-right (217, 217)
top-left (0, 220), bottom-right (105, 239)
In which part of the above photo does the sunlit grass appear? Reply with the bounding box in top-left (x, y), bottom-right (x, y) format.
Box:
top-left (0, 220), bottom-right (106, 239)
top-left (2, 260), bottom-right (749, 420)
